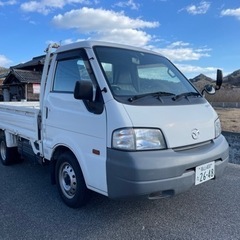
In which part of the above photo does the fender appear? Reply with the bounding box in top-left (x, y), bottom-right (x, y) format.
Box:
top-left (4, 131), bottom-right (18, 148)
top-left (43, 133), bottom-right (108, 195)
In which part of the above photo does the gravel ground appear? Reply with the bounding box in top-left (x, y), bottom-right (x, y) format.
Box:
top-left (214, 107), bottom-right (240, 165)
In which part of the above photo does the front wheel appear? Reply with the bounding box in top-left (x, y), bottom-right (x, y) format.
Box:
top-left (55, 151), bottom-right (90, 208)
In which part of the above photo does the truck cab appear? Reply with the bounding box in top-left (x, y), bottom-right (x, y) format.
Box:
top-left (0, 41), bottom-right (229, 208)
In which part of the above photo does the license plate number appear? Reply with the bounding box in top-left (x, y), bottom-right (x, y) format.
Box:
top-left (195, 161), bottom-right (215, 185)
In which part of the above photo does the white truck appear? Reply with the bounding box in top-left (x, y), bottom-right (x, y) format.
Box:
top-left (0, 41), bottom-right (229, 208)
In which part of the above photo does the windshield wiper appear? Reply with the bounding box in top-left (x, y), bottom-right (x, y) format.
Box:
top-left (128, 91), bottom-right (175, 102)
top-left (172, 92), bottom-right (201, 101)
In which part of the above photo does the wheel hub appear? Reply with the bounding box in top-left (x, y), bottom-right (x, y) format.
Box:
top-left (59, 163), bottom-right (77, 199)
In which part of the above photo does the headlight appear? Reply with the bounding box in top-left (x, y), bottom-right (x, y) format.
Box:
top-left (112, 128), bottom-right (166, 151)
top-left (215, 118), bottom-right (221, 138)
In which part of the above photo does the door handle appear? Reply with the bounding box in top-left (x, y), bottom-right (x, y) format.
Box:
top-left (45, 107), bottom-right (48, 119)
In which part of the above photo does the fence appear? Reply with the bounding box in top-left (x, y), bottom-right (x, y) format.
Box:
top-left (211, 102), bottom-right (240, 108)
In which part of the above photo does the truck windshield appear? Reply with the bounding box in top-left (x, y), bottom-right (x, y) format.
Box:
top-left (94, 46), bottom-right (199, 104)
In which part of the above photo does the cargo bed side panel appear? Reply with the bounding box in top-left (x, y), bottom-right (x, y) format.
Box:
top-left (0, 102), bottom-right (40, 140)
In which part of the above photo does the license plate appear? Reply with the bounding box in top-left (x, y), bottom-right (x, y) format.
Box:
top-left (195, 161), bottom-right (215, 185)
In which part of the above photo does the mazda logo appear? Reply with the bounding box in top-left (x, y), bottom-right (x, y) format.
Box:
top-left (191, 129), bottom-right (200, 140)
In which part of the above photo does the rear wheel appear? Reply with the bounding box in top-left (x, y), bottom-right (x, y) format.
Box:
top-left (0, 132), bottom-right (19, 166)
top-left (55, 151), bottom-right (90, 208)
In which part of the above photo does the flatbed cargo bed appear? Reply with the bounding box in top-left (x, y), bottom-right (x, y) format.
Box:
top-left (0, 101), bottom-right (40, 140)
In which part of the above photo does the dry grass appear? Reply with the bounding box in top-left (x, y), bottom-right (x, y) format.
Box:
top-left (193, 84), bottom-right (240, 132)
top-left (206, 89), bottom-right (240, 102)
top-left (215, 107), bottom-right (240, 133)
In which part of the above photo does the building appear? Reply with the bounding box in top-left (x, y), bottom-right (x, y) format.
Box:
top-left (1, 55), bottom-right (44, 101)
top-left (0, 70), bottom-right (9, 101)
top-left (2, 69), bottom-right (42, 101)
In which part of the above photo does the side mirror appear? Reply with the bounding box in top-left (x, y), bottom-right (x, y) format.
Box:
top-left (201, 69), bottom-right (223, 96)
top-left (216, 69), bottom-right (223, 90)
top-left (74, 80), bottom-right (93, 100)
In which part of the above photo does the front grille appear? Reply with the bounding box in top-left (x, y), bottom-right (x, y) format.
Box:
top-left (173, 140), bottom-right (212, 152)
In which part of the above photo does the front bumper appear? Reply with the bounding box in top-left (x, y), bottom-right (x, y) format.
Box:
top-left (106, 134), bottom-right (229, 199)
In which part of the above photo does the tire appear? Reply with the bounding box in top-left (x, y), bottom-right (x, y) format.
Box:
top-left (55, 151), bottom-right (90, 208)
top-left (0, 133), bottom-right (19, 166)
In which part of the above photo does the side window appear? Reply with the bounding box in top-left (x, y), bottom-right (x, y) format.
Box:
top-left (53, 49), bottom-right (104, 114)
top-left (101, 63), bottom-right (113, 83)
top-left (53, 57), bottom-right (91, 92)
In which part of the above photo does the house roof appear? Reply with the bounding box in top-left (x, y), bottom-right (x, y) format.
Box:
top-left (0, 71), bottom-right (9, 79)
top-left (3, 69), bottom-right (42, 85)
top-left (12, 55), bottom-right (45, 70)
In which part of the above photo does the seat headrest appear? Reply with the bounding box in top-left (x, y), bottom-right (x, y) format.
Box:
top-left (118, 70), bottom-right (132, 84)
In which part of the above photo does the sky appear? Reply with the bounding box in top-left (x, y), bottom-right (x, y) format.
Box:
top-left (0, 0), bottom-right (240, 79)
